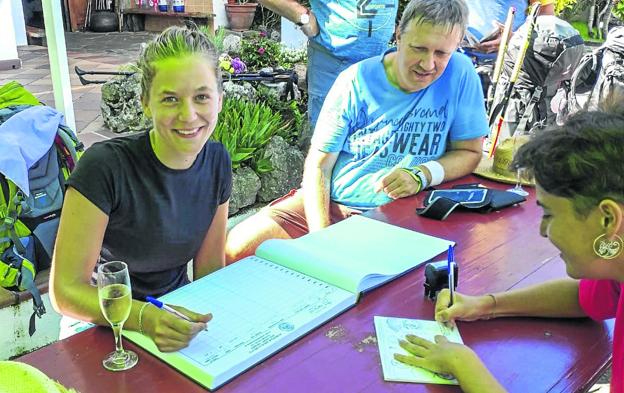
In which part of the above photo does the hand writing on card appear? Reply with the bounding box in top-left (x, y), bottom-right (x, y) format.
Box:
top-left (374, 168), bottom-right (421, 199)
top-left (393, 334), bottom-right (473, 377)
top-left (434, 289), bottom-right (495, 328)
top-left (144, 305), bottom-right (212, 352)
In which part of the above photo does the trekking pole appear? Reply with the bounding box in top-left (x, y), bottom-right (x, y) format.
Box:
top-left (487, 3), bottom-right (541, 158)
top-left (487, 6), bottom-right (516, 113)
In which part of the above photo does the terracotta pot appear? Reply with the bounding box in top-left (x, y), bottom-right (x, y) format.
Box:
top-left (225, 3), bottom-right (258, 31)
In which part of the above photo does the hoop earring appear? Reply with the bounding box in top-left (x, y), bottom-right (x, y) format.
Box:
top-left (593, 233), bottom-right (624, 260)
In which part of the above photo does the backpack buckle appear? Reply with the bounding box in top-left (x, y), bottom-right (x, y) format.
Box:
top-left (3, 216), bottom-right (15, 227)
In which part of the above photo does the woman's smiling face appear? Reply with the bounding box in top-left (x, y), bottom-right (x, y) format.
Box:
top-left (144, 54), bottom-right (222, 168)
top-left (536, 184), bottom-right (616, 280)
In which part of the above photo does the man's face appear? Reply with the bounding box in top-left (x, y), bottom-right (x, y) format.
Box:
top-left (394, 21), bottom-right (462, 93)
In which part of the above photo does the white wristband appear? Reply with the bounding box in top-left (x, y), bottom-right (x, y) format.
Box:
top-left (421, 161), bottom-right (445, 186)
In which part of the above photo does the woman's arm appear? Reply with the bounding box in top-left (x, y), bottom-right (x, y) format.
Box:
top-left (435, 279), bottom-right (586, 326)
top-left (486, 279), bottom-right (584, 318)
top-left (50, 187), bottom-right (111, 325)
top-left (193, 200), bottom-right (229, 279)
top-left (50, 187), bottom-right (209, 352)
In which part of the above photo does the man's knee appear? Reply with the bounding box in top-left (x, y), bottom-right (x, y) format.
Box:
top-left (225, 212), bottom-right (291, 264)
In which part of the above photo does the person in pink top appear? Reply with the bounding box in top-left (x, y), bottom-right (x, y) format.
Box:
top-left (395, 104), bottom-right (624, 392)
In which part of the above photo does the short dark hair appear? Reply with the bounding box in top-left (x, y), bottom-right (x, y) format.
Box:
top-left (512, 108), bottom-right (624, 216)
top-left (399, 0), bottom-right (468, 35)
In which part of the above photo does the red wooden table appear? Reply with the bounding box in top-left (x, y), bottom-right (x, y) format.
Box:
top-left (19, 176), bottom-right (614, 392)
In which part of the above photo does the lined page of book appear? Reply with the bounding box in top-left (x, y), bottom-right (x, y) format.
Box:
top-left (124, 257), bottom-right (355, 389)
top-left (257, 215), bottom-right (454, 293)
top-left (374, 316), bottom-right (463, 385)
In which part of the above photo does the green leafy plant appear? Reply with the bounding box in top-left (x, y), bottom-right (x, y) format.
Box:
top-left (239, 32), bottom-right (283, 70)
top-left (212, 98), bottom-right (288, 173)
top-left (554, 0), bottom-right (578, 14)
top-left (614, 0), bottom-right (624, 21)
top-left (255, 86), bottom-right (305, 145)
top-left (276, 47), bottom-right (307, 69)
top-left (197, 25), bottom-right (227, 54)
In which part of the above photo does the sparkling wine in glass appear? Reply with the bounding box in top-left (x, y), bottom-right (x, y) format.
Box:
top-left (509, 166), bottom-right (530, 196)
top-left (97, 261), bottom-right (138, 371)
top-left (507, 133), bottom-right (530, 196)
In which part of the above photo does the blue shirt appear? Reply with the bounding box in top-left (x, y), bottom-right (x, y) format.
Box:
top-left (466, 0), bottom-right (528, 41)
top-left (312, 49), bottom-right (489, 210)
top-left (310, 0), bottom-right (398, 62)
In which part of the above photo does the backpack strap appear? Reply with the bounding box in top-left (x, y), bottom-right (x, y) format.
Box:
top-left (1, 245), bottom-right (46, 336)
top-left (569, 49), bottom-right (603, 113)
top-left (19, 262), bottom-right (46, 336)
top-left (0, 191), bottom-right (27, 255)
top-left (516, 86), bottom-right (543, 134)
top-left (55, 125), bottom-right (84, 174)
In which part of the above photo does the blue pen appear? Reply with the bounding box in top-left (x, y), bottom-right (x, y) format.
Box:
top-left (146, 296), bottom-right (194, 323)
top-left (447, 245), bottom-right (456, 307)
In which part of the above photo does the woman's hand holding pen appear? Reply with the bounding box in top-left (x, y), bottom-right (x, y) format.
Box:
top-left (143, 304), bottom-right (212, 352)
top-left (434, 289), bottom-right (496, 328)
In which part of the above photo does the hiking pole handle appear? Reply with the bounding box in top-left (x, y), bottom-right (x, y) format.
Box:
top-left (74, 66), bottom-right (134, 77)
top-left (491, 7), bottom-right (516, 85)
top-left (486, 3), bottom-right (541, 158)
top-left (488, 6), bottom-right (516, 117)
top-left (510, 3), bottom-right (540, 83)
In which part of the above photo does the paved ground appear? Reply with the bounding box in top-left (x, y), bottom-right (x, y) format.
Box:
top-left (0, 31), bottom-right (613, 389)
top-left (0, 32), bottom-right (155, 148)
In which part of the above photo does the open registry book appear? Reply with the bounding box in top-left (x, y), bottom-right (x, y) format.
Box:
top-left (124, 215), bottom-right (453, 390)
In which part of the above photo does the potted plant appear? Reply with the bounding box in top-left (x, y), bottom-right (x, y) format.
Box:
top-left (225, 0), bottom-right (258, 31)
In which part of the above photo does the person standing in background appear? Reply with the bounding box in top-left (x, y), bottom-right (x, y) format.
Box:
top-left (256, 0), bottom-right (398, 131)
top-left (464, 0), bottom-right (555, 60)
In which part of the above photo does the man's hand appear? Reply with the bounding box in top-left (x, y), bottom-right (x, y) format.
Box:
top-left (374, 168), bottom-right (421, 199)
top-left (301, 11), bottom-right (320, 38)
top-left (475, 22), bottom-right (504, 53)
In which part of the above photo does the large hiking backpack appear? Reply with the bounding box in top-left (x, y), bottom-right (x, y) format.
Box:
top-left (493, 15), bottom-right (585, 136)
top-left (0, 103), bottom-right (83, 336)
top-left (556, 26), bottom-right (624, 122)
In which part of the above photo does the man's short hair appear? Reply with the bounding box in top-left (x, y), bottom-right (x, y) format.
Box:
top-left (399, 0), bottom-right (468, 35)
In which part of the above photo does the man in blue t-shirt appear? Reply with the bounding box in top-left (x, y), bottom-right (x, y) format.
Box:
top-left (257, 0), bottom-right (398, 130)
top-left (226, 0), bottom-right (488, 263)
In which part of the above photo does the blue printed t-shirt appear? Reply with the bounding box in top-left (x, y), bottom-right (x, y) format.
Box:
top-left (311, 49), bottom-right (489, 210)
top-left (310, 0), bottom-right (398, 62)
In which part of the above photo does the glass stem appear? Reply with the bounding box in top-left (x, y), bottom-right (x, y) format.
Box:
top-left (112, 323), bottom-right (125, 354)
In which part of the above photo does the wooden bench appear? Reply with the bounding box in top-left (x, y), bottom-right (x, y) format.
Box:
top-left (0, 268), bottom-right (61, 360)
top-left (122, 8), bottom-right (214, 32)
top-left (0, 269), bottom-right (50, 309)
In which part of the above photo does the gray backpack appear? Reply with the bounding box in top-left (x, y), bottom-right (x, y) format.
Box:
top-left (494, 15), bottom-right (585, 135)
top-left (556, 26), bottom-right (624, 122)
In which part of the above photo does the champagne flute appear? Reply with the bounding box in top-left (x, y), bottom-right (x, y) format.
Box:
top-left (509, 166), bottom-right (529, 196)
top-left (507, 132), bottom-right (529, 196)
top-left (97, 261), bottom-right (138, 371)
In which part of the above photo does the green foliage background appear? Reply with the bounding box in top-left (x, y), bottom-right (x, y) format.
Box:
top-left (211, 99), bottom-right (287, 172)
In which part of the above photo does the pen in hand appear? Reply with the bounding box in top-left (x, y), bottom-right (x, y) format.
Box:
top-left (145, 296), bottom-right (208, 331)
top-left (447, 245), bottom-right (456, 307)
